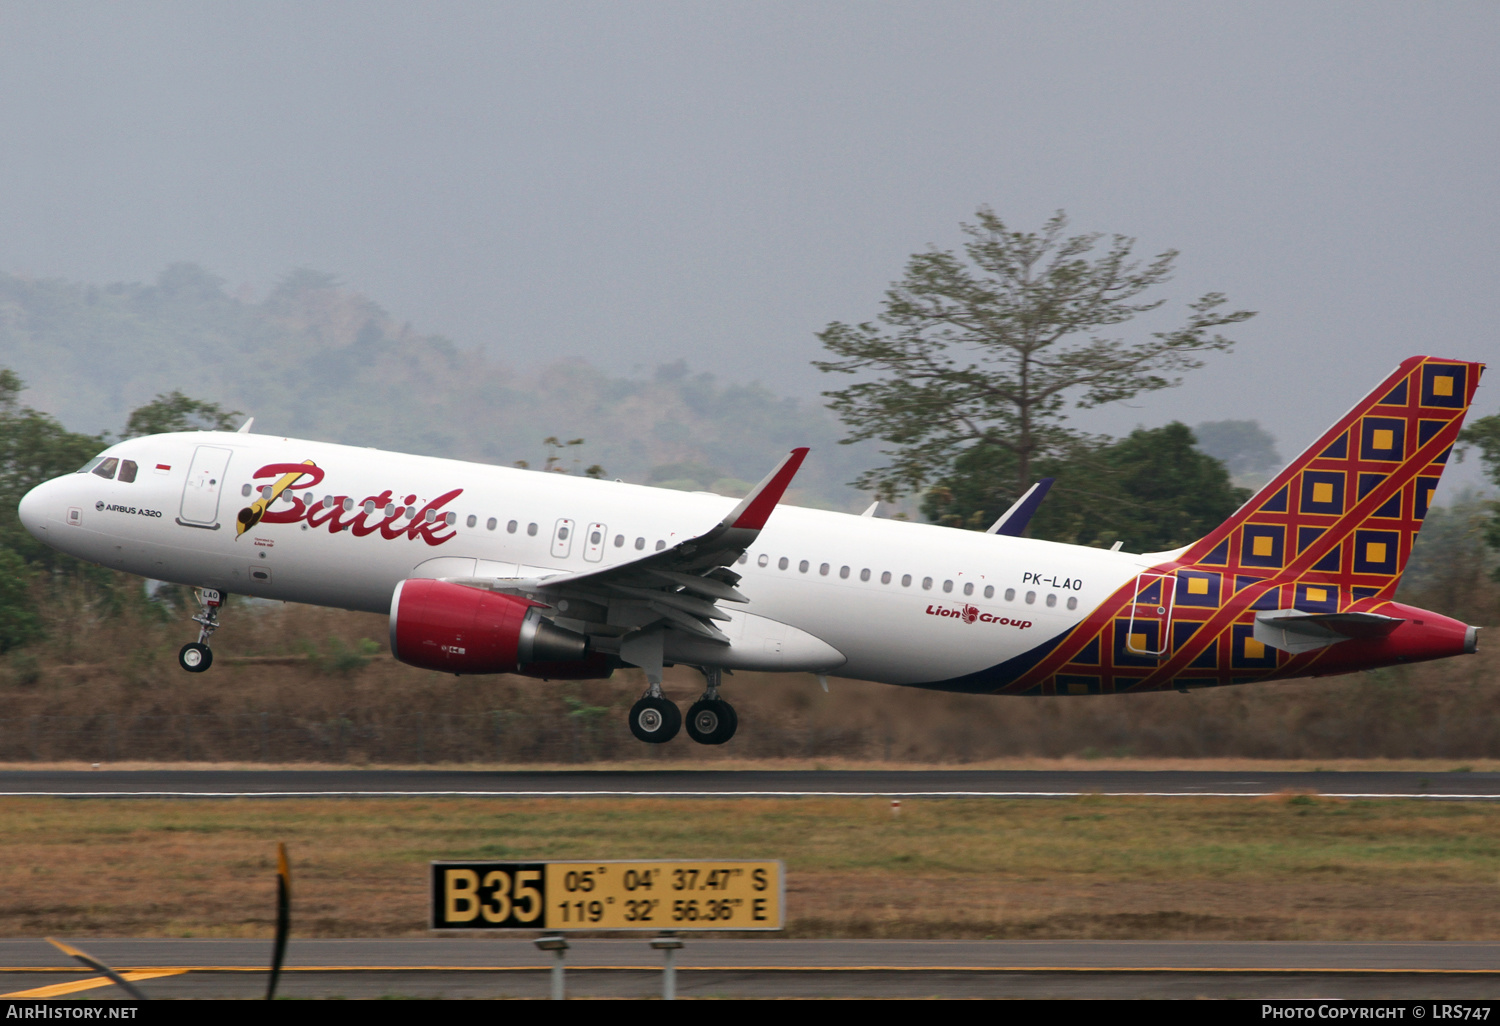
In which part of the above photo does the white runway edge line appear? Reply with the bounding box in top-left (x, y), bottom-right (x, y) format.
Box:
top-left (1, 790), bottom-right (1497, 800)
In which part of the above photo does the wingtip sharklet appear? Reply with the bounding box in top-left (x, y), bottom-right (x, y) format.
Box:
top-left (722, 447), bottom-right (810, 532)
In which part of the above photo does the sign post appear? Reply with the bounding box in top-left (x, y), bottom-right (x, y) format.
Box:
top-left (533, 935), bottom-right (568, 1001)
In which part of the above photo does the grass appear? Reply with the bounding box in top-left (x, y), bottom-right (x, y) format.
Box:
top-left (6, 592), bottom-right (1500, 764)
top-left (3, 794), bottom-right (1500, 941)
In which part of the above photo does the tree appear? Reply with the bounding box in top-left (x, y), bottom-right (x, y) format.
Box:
top-left (923, 422), bottom-right (1250, 552)
top-left (0, 369), bottom-right (107, 564)
top-left (1192, 419), bottom-right (1281, 480)
top-left (1459, 413), bottom-right (1500, 577)
top-left (815, 209), bottom-right (1255, 502)
top-left (0, 368), bottom-right (110, 649)
top-left (122, 390), bottom-right (242, 438)
top-left (513, 437), bottom-right (606, 478)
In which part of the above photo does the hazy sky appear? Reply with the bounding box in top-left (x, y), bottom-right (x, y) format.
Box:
top-left (1, 1), bottom-right (1496, 480)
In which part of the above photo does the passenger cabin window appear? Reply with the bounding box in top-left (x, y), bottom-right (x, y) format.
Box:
top-left (487, 518), bottom-right (497, 531)
top-left (507, 520), bottom-right (517, 533)
top-left (963, 583), bottom-right (974, 596)
top-left (1067, 597), bottom-right (1078, 610)
top-left (92, 457), bottom-right (119, 480)
top-left (922, 577), bottom-right (932, 590)
top-left (527, 523), bottom-right (538, 536)
top-left (467, 515), bottom-right (477, 528)
top-left (819, 563), bottom-right (830, 576)
top-left (1004, 588), bottom-right (1015, 601)
top-left (984, 586), bottom-right (995, 599)
top-left (117, 460), bottom-right (138, 483)
top-left (942, 580), bottom-right (953, 593)
top-left (758, 554), bottom-right (769, 567)
top-left (880, 571), bottom-right (892, 584)
top-left (778, 557), bottom-right (789, 570)
top-left (860, 569), bottom-right (871, 582)
top-left (840, 566), bottom-right (850, 579)
top-left (901, 574), bottom-right (911, 587)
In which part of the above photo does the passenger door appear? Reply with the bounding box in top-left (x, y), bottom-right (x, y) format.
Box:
top-left (178, 446), bottom-right (233, 528)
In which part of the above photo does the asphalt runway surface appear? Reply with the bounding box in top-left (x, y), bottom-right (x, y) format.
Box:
top-left (4, 940), bottom-right (1500, 999)
top-left (2, 767), bottom-right (1500, 798)
top-left (2, 942), bottom-right (1500, 996)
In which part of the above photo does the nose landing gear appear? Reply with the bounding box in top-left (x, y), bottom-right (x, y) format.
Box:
top-left (177, 588), bottom-right (222, 674)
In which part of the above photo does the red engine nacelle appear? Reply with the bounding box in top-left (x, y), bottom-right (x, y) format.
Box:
top-left (390, 578), bottom-right (607, 678)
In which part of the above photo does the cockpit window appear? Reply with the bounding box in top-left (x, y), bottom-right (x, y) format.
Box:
top-left (76, 456), bottom-right (106, 474)
top-left (92, 457), bottom-right (120, 480)
top-left (118, 460), bottom-right (138, 483)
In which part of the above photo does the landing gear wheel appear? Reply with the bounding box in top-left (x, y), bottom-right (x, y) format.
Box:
top-left (685, 699), bottom-right (737, 745)
top-left (629, 696), bottom-right (682, 743)
top-left (178, 642), bottom-right (213, 673)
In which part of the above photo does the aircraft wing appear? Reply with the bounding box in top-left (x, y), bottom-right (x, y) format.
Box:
top-left (445, 447), bottom-right (809, 643)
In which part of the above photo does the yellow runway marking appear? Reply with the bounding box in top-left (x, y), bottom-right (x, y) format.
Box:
top-left (3, 965), bottom-right (1498, 975)
top-left (1, 969), bottom-right (185, 998)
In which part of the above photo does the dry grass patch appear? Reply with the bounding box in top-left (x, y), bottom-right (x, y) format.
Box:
top-left (2, 795), bottom-right (1500, 941)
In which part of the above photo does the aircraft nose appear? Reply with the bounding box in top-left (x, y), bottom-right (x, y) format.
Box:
top-left (17, 480), bottom-right (57, 540)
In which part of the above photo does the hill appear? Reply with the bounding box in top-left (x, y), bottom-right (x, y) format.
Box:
top-left (0, 265), bottom-right (875, 508)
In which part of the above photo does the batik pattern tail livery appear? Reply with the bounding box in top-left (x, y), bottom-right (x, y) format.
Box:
top-left (993, 356), bottom-right (1485, 696)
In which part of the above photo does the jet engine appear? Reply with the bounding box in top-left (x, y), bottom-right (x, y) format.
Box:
top-left (390, 578), bottom-right (606, 678)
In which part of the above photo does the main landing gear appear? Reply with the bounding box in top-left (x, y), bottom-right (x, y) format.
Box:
top-left (178, 588), bottom-right (222, 674)
top-left (628, 684), bottom-right (682, 743)
top-left (686, 667), bottom-right (736, 745)
top-left (627, 667), bottom-right (738, 746)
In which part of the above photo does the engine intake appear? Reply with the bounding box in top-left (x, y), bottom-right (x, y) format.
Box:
top-left (390, 578), bottom-right (590, 675)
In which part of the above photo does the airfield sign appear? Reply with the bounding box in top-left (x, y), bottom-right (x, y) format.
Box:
top-left (431, 860), bottom-right (784, 931)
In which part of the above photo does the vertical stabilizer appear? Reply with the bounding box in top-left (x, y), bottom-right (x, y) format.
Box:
top-left (1176, 356), bottom-right (1485, 599)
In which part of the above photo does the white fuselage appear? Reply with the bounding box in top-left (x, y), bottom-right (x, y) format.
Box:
top-left (18, 432), bottom-right (1151, 688)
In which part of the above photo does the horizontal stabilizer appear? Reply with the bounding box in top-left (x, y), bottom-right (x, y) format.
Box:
top-left (1254, 609), bottom-right (1404, 655)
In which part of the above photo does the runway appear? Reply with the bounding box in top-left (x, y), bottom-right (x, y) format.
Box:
top-left (3, 939), bottom-right (1499, 999)
top-left (4, 775), bottom-right (1500, 998)
top-left (2, 767), bottom-right (1500, 798)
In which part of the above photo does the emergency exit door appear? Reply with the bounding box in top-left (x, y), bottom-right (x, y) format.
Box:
top-left (1124, 572), bottom-right (1176, 657)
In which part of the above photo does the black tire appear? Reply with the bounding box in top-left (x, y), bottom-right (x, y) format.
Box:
top-left (685, 698), bottom-right (736, 745)
top-left (628, 696), bottom-right (681, 743)
top-left (178, 642), bottom-right (213, 673)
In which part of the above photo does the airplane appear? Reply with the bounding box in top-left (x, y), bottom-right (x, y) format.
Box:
top-left (15, 355), bottom-right (1485, 745)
